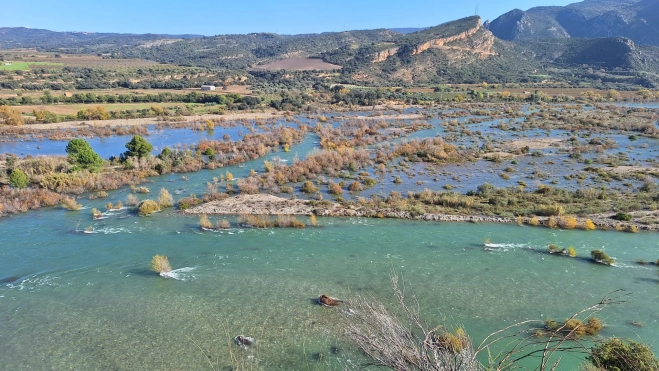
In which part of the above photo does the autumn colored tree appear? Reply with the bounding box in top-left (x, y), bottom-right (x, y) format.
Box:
top-left (0, 106), bottom-right (24, 126)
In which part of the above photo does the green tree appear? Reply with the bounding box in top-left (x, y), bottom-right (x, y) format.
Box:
top-left (9, 168), bottom-right (28, 188)
top-left (65, 138), bottom-right (103, 172)
top-left (124, 135), bottom-right (153, 158)
top-left (588, 338), bottom-right (659, 371)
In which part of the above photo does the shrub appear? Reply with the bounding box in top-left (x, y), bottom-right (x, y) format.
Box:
top-left (9, 169), bottom-right (28, 189)
top-left (568, 246), bottom-right (577, 257)
top-left (150, 255), bottom-right (171, 275)
top-left (583, 219), bottom-right (596, 230)
top-left (61, 197), bottom-right (82, 211)
top-left (158, 188), bottom-right (174, 208)
top-left (627, 225), bottom-right (639, 233)
top-left (275, 214), bottom-right (306, 228)
top-left (126, 193), bottom-right (139, 206)
top-left (310, 214), bottom-right (317, 226)
top-left (588, 338), bottom-right (659, 371)
top-left (348, 181), bottom-right (363, 192)
top-left (613, 212), bottom-right (633, 221)
top-left (328, 182), bottom-right (343, 195)
top-left (529, 216), bottom-right (540, 226)
top-left (546, 217), bottom-right (558, 229)
top-left (591, 250), bottom-right (615, 265)
top-left (559, 216), bottom-right (578, 229)
top-left (199, 214), bottom-right (213, 229)
top-left (178, 195), bottom-right (201, 210)
top-left (133, 186), bottom-right (150, 194)
top-left (138, 199), bottom-right (160, 216)
top-left (92, 208), bottom-right (103, 219)
top-left (238, 214), bottom-right (274, 228)
top-left (216, 219), bottom-right (231, 229)
top-left (301, 181), bottom-right (318, 194)
top-left (537, 204), bottom-right (565, 217)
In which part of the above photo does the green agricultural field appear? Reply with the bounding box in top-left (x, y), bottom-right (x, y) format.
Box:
top-left (0, 62), bottom-right (29, 71)
top-left (0, 61), bottom-right (64, 71)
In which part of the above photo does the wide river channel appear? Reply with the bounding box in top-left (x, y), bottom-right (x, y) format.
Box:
top-left (2, 109), bottom-right (659, 370)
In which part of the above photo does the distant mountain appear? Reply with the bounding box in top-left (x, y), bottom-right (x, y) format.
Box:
top-left (1, 15), bottom-right (659, 88)
top-left (485, 0), bottom-right (659, 46)
top-left (0, 27), bottom-right (202, 49)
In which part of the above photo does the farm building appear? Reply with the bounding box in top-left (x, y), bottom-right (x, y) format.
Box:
top-left (201, 85), bottom-right (216, 91)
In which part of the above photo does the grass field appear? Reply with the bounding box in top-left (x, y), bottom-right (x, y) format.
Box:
top-left (0, 61), bottom-right (65, 71)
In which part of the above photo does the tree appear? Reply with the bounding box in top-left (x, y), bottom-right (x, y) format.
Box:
top-left (9, 168), bottom-right (28, 188)
top-left (588, 338), bottom-right (659, 371)
top-left (65, 138), bottom-right (103, 172)
top-left (124, 135), bottom-right (153, 158)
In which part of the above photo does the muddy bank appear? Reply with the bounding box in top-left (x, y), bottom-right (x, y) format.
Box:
top-left (184, 194), bottom-right (658, 231)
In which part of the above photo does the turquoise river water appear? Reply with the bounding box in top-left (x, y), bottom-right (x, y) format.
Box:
top-left (2, 179), bottom-right (658, 370)
top-left (1, 110), bottom-right (659, 370)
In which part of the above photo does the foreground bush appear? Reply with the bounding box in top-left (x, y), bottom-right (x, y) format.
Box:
top-left (138, 199), bottom-right (160, 216)
top-left (588, 338), bottom-right (659, 371)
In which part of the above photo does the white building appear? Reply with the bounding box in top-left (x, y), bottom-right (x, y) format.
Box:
top-left (201, 85), bottom-right (216, 91)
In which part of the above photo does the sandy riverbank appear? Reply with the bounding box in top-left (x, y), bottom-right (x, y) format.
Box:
top-left (184, 194), bottom-right (658, 231)
top-left (7, 111), bottom-right (284, 131)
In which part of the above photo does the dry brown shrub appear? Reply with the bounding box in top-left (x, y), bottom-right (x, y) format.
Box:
top-left (158, 188), bottom-right (174, 208)
top-left (150, 255), bottom-right (171, 275)
top-left (61, 197), bottom-right (82, 211)
top-left (138, 199), bottom-right (160, 216)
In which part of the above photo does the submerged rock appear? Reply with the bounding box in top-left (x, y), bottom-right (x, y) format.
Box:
top-left (318, 294), bottom-right (342, 307)
top-left (234, 335), bottom-right (255, 347)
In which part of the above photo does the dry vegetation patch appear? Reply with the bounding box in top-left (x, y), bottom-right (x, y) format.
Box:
top-left (253, 58), bottom-right (341, 71)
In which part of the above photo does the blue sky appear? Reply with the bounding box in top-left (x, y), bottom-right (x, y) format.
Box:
top-left (1, 0), bottom-right (577, 35)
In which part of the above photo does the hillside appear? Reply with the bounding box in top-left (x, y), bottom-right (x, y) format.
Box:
top-left (486, 0), bottom-right (659, 46)
top-left (0, 27), bottom-right (201, 49)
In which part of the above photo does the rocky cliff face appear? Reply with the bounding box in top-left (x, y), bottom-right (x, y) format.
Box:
top-left (486, 0), bottom-right (659, 47)
top-left (372, 47), bottom-right (399, 63)
top-left (374, 19), bottom-right (495, 63)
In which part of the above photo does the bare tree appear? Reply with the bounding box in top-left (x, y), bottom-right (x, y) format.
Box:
top-left (344, 271), bottom-right (626, 371)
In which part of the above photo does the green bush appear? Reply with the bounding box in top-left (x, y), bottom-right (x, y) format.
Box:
top-left (9, 168), bottom-right (28, 188)
top-left (612, 212), bottom-right (633, 221)
top-left (591, 250), bottom-right (615, 265)
top-left (588, 338), bottom-right (659, 371)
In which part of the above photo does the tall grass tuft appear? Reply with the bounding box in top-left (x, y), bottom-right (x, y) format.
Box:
top-left (150, 255), bottom-right (171, 276)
